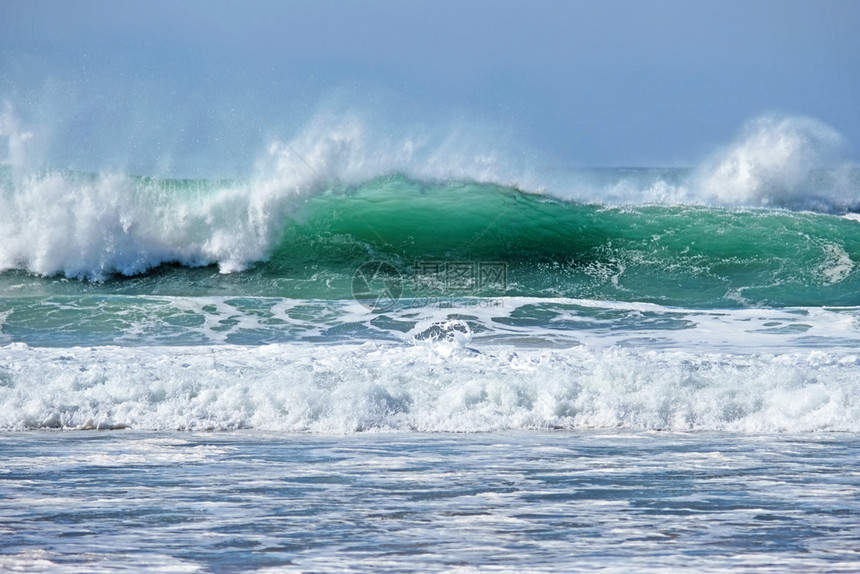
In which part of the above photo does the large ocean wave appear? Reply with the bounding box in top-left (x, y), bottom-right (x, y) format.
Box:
top-left (1, 108), bottom-right (858, 306)
top-left (1, 171), bottom-right (857, 306)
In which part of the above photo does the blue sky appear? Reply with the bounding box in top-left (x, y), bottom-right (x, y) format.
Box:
top-left (1, 0), bottom-right (858, 175)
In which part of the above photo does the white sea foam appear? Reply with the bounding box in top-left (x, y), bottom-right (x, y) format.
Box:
top-left (263, 111), bottom-right (526, 187)
top-left (0, 101), bottom-right (34, 170)
top-left (691, 114), bottom-right (853, 209)
top-left (0, 164), bottom-right (307, 278)
top-left (1, 340), bottom-right (858, 433)
top-left (550, 115), bottom-right (858, 210)
top-left (5, 295), bottom-right (858, 350)
top-left (818, 243), bottom-right (855, 284)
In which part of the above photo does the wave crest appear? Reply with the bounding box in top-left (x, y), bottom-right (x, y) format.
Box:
top-left (692, 114), bottom-right (853, 210)
top-left (1, 108), bottom-right (858, 281)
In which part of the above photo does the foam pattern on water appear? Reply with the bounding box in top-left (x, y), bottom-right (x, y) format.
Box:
top-left (2, 296), bottom-right (858, 350)
top-left (1, 431), bottom-right (858, 573)
top-left (1, 339), bottom-right (858, 433)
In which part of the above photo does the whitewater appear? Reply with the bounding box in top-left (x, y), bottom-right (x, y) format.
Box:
top-left (1, 109), bottom-right (860, 572)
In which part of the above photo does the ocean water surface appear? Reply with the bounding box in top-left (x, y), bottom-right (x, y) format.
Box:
top-left (1, 113), bottom-right (859, 571)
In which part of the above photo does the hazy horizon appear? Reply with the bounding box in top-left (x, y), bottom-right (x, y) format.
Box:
top-left (1, 0), bottom-right (858, 176)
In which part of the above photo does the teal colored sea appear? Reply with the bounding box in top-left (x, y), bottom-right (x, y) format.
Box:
top-left (1, 114), bottom-right (860, 572)
top-left (1, 159), bottom-right (859, 431)
top-left (2, 167), bottom-right (859, 307)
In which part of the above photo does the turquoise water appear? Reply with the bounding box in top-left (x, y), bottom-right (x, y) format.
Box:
top-left (1, 154), bottom-right (860, 571)
top-left (2, 170), bottom-right (859, 307)
top-left (1, 164), bottom-right (859, 434)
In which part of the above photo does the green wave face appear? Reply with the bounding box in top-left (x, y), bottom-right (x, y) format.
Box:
top-left (263, 175), bottom-right (860, 307)
top-left (1, 172), bottom-right (859, 307)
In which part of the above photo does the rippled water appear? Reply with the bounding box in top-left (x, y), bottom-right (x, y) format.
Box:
top-left (1, 430), bottom-right (858, 573)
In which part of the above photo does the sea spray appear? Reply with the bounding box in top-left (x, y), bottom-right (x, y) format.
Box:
top-left (693, 114), bottom-right (853, 210)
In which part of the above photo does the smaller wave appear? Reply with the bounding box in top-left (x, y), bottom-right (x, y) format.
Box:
top-left (3, 295), bottom-right (860, 350)
top-left (2, 342), bottom-right (858, 433)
